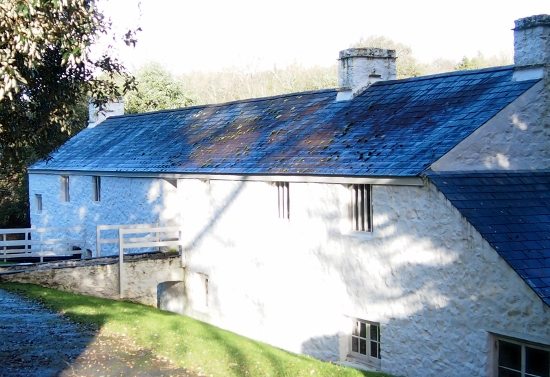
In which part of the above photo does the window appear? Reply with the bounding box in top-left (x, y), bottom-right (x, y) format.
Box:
top-left (496, 338), bottom-right (549, 377)
top-left (61, 176), bottom-right (70, 202)
top-left (276, 182), bottom-right (290, 220)
top-left (35, 194), bottom-right (42, 213)
top-left (351, 184), bottom-right (372, 232)
top-left (92, 176), bottom-right (101, 202)
top-left (350, 319), bottom-right (381, 367)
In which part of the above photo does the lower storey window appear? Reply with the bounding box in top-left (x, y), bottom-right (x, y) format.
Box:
top-left (350, 319), bottom-right (380, 367)
top-left (497, 338), bottom-right (549, 377)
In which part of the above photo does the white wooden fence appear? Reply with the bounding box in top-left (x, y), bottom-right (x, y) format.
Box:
top-left (1, 223), bottom-right (183, 299)
top-left (116, 225), bottom-right (183, 298)
top-left (0, 227), bottom-right (85, 262)
top-left (96, 223), bottom-right (160, 257)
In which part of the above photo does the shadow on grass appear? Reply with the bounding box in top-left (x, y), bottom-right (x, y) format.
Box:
top-left (0, 282), bottom-right (380, 377)
top-left (0, 283), bottom-right (105, 377)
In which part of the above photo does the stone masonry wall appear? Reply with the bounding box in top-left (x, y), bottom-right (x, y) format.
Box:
top-left (28, 174), bottom-right (179, 256)
top-left (431, 80), bottom-right (550, 171)
top-left (0, 253), bottom-right (183, 306)
top-left (174, 178), bottom-right (550, 377)
top-left (22, 173), bottom-right (550, 376)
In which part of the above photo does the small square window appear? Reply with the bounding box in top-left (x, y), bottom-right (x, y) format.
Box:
top-left (61, 176), bottom-right (70, 202)
top-left (276, 182), bottom-right (290, 220)
top-left (92, 176), bottom-right (101, 202)
top-left (35, 194), bottom-right (43, 213)
top-left (350, 184), bottom-right (372, 232)
top-left (350, 318), bottom-right (381, 368)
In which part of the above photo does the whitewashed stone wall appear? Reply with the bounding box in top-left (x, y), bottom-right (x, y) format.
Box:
top-left (432, 79), bottom-right (550, 171)
top-left (173, 178), bottom-right (550, 377)
top-left (0, 254), bottom-right (183, 306)
top-left (28, 173), bottom-right (179, 255)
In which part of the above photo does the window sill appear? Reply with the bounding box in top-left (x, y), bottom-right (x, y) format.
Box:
top-left (340, 356), bottom-right (381, 372)
top-left (341, 230), bottom-right (375, 240)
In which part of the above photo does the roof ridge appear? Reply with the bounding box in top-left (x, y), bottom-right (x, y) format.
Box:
top-left (426, 169), bottom-right (550, 177)
top-left (373, 65), bottom-right (515, 87)
top-left (104, 88), bottom-right (337, 121)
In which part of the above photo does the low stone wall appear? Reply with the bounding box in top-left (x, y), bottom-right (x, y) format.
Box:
top-left (0, 252), bottom-right (184, 308)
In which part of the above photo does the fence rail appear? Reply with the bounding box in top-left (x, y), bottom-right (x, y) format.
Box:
top-left (96, 223), bottom-right (159, 257)
top-left (0, 227), bottom-right (85, 262)
top-left (117, 224), bottom-right (183, 298)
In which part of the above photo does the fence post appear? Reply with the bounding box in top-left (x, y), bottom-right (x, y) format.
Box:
top-left (96, 226), bottom-right (101, 258)
top-left (2, 233), bottom-right (5, 262)
top-left (118, 227), bottom-right (125, 299)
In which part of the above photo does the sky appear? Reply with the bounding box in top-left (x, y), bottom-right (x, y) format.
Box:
top-left (100, 0), bottom-right (549, 74)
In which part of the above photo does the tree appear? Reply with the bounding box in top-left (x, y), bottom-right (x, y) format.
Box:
top-left (455, 52), bottom-right (512, 71)
top-left (0, 0), bottom-right (138, 226)
top-left (125, 63), bottom-right (194, 114)
top-left (352, 35), bottom-right (426, 78)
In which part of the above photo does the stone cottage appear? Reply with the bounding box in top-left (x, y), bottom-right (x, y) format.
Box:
top-left (27, 15), bottom-right (550, 377)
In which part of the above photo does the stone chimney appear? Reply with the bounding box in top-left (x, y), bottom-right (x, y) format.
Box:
top-left (336, 48), bottom-right (396, 101)
top-left (88, 99), bottom-right (125, 128)
top-left (513, 14), bottom-right (550, 81)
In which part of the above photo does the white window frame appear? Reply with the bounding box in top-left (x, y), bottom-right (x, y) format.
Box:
top-left (35, 194), bottom-right (43, 213)
top-left (61, 175), bottom-right (70, 202)
top-left (92, 176), bottom-right (101, 202)
top-left (350, 184), bottom-right (372, 232)
top-left (349, 318), bottom-right (381, 369)
top-left (493, 336), bottom-right (550, 377)
top-left (276, 182), bottom-right (290, 220)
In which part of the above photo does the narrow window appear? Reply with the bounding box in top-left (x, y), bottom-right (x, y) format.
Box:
top-left (61, 176), bottom-right (70, 202)
top-left (276, 182), bottom-right (290, 219)
top-left (204, 276), bottom-right (209, 308)
top-left (92, 176), bottom-right (101, 202)
top-left (497, 338), bottom-right (549, 377)
top-left (35, 194), bottom-right (43, 213)
top-left (351, 184), bottom-right (372, 232)
top-left (350, 319), bottom-right (381, 367)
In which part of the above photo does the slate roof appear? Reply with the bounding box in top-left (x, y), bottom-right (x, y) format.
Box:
top-left (429, 172), bottom-right (550, 306)
top-left (31, 66), bottom-right (539, 177)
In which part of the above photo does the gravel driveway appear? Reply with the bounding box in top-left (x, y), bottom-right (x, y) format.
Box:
top-left (0, 288), bottom-right (196, 377)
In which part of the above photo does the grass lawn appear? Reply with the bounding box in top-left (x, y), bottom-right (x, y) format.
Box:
top-left (0, 282), bottom-right (390, 377)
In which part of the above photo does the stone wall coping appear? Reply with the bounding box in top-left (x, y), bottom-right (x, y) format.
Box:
top-left (0, 252), bottom-right (180, 276)
top-left (514, 14), bottom-right (550, 30)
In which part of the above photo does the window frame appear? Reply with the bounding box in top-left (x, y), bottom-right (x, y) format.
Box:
top-left (92, 176), bottom-right (101, 202)
top-left (275, 182), bottom-right (290, 220)
top-left (35, 194), bottom-right (43, 213)
top-left (494, 336), bottom-right (550, 377)
top-left (349, 318), bottom-right (381, 369)
top-left (61, 175), bottom-right (70, 202)
top-left (350, 184), bottom-right (372, 232)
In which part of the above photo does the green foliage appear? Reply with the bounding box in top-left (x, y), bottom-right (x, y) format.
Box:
top-left (1, 283), bottom-right (391, 377)
top-left (0, 0), bottom-right (137, 227)
top-left (182, 64), bottom-right (337, 106)
top-left (125, 63), bottom-right (193, 114)
top-left (455, 52), bottom-right (512, 71)
top-left (352, 35), bottom-right (426, 78)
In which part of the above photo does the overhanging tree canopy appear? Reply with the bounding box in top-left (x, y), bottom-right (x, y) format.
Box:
top-left (0, 0), bottom-right (138, 226)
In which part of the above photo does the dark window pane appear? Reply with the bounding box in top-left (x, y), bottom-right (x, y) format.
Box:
top-left (360, 322), bottom-right (366, 338)
top-left (499, 341), bottom-right (521, 370)
top-left (498, 367), bottom-right (521, 377)
top-left (526, 346), bottom-right (549, 376)
top-left (352, 337), bottom-right (358, 353)
top-left (360, 339), bottom-right (366, 355)
top-left (370, 341), bottom-right (379, 358)
top-left (353, 321), bottom-right (359, 336)
top-left (370, 324), bottom-right (379, 341)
